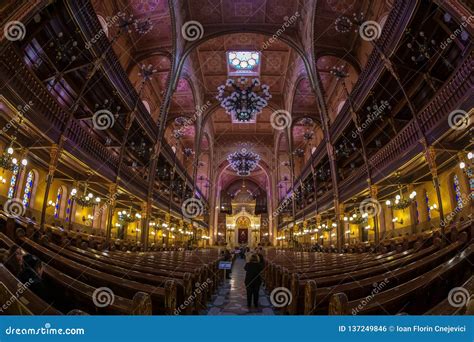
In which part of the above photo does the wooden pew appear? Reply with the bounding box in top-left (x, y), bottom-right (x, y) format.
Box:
top-left (305, 238), bottom-right (465, 315)
top-left (0, 233), bottom-right (151, 315)
top-left (43, 240), bottom-right (194, 314)
top-left (16, 234), bottom-right (177, 314)
top-left (425, 275), bottom-right (474, 315)
top-left (329, 240), bottom-right (473, 315)
top-left (0, 264), bottom-right (61, 315)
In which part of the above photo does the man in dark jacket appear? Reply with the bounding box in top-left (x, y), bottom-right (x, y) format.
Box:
top-left (244, 254), bottom-right (263, 308)
top-left (19, 254), bottom-right (50, 303)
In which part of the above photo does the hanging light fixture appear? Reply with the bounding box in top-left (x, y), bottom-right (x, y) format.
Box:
top-left (227, 148), bottom-right (261, 176)
top-left (216, 78), bottom-right (271, 122)
top-left (71, 183), bottom-right (100, 207)
top-left (118, 207), bottom-right (141, 224)
top-left (386, 189), bottom-right (417, 210)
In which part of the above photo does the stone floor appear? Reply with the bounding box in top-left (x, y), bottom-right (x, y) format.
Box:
top-left (205, 258), bottom-right (276, 315)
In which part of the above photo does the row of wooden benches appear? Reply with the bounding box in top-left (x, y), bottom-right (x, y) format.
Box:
top-left (264, 221), bottom-right (473, 315)
top-left (0, 216), bottom-right (223, 315)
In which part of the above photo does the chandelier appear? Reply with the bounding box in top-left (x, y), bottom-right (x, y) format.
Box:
top-left (385, 190), bottom-right (417, 210)
top-left (227, 148), bottom-right (261, 176)
top-left (70, 183), bottom-right (101, 208)
top-left (0, 147), bottom-right (27, 171)
top-left (216, 78), bottom-right (271, 122)
top-left (118, 208), bottom-right (141, 224)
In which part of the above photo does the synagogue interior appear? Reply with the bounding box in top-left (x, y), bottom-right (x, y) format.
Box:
top-left (0, 0), bottom-right (472, 316)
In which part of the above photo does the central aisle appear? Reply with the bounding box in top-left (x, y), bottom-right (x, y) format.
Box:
top-left (206, 258), bottom-right (275, 315)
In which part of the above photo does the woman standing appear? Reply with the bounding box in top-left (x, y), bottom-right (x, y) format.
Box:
top-left (244, 254), bottom-right (263, 309)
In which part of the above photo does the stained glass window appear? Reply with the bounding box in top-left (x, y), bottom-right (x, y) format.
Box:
top-left (467, 168), bottom-right (474, 200)
top-left (7, 165), bottom-right (19, 199)
top-left (425, 191), bottom-right (431, 221)
top-left (227, 51), bottom-right (261, 76)
top-left (65, 198), bottom-right (72, 222)
top-left (22, 170), bottom-right (35, 207)
top-left (54, 187), bottom-right (63, 218)
top-left (453, 174), bottom-right (463, 209)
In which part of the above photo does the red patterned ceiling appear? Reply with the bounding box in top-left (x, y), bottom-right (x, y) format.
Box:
top-left (186, 0), bottom-right (299, 25)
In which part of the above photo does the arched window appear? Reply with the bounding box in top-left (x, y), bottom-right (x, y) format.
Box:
top-left (65, 197), bottom-right (72, 222)
top-left (54, 187), bottom-right (63, 218)
top-left (453, 174), bottom-right (463, 209)
top-left (7, 165), bottom-right (19, 199)
top-left (22, 170), bottom-right (35, 207)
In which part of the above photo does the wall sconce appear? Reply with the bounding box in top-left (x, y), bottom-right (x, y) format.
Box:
top-left (429, 203), bottom-right (439, 212)
top-left (392, 217), bottom-right (404, 225)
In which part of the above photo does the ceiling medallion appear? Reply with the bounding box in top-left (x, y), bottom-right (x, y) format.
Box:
top-left (216, 78), bottom-right (271, 123)
top-left (227, 148), bottom-right (261, 176)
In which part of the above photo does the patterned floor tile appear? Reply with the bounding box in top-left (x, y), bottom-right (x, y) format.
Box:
top-left (205, 258), bottom-right (276, 316)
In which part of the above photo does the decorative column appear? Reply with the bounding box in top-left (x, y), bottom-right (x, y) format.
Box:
top-left (407, 184), bottom-right (418, 234)
top-left (67, 180), bottom-right (78, 230)
top-left (424, 145), bottom-right (445, 229)
top-left (337, 203), bottom-right (346, 248)
top-left (316, 214), bottom-right (322, 245)
top-left (370, 185), bottom-right (380, 245)
top-left (144, 143), bottom-right (159, 248)
top-left (40, 143), bottom-right (62, 228)
top-left (140, 200), bottom-right (150, 249)
top-left (105, 182), bottom-right (118, 242)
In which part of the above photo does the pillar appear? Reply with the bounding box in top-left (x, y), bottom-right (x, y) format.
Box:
top-left (140, 200), bottom-right (150, 249)
top-left (424, 145), bottom-right (445, 230)
top-left (40, 144), bottom-right (61, 228)
top-left (337, 203), bottom-right (346, 248)
top-left (105, 182), bottom-right (118, 242)
top-left (370, 185), bottom-right (380, 245)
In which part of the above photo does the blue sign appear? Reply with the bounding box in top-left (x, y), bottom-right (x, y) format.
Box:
top-left (0, 316), bottom-right (472, 342)
top-left (218, 261), bottom-right (232, 270)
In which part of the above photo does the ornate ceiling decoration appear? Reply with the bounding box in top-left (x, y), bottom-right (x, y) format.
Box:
top-left (227, 147), bottom-right (261, 176)
top-left (217, 78), bottom-right (271, 122)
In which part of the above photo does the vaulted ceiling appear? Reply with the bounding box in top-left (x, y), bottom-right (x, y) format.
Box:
top-left (90, 0), bottom-right (389, 193)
